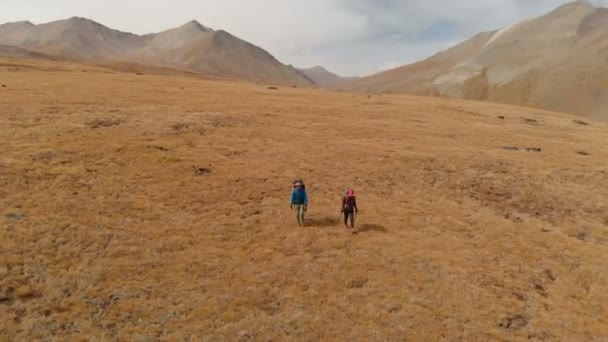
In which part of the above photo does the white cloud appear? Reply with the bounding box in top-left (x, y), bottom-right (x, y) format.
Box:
top-left (0, 0), bottom-right (606, 76)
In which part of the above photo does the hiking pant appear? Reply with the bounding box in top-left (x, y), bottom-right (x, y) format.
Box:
top-left (344, 209), bottom-right (355, 228)
top-left (293, 204), bottom-right (306, 226)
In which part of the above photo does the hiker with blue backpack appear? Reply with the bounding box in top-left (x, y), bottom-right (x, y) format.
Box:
top-left (290, 179), bottom-right (308, 226)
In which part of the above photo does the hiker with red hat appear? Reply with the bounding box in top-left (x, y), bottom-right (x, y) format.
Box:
top-left (341, 188), bottom-right (358, 229)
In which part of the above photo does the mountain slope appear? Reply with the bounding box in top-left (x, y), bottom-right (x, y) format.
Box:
top-left (0, 44), bottom-right (58, 60)
top-left (0, 17), bottom-right (141, 61)
top-left (350, 1), bottom-right (608, 120)
top-left (0, 18), bottom-right (311, 85)
top-left (298, 66), bottom-right (359, 86)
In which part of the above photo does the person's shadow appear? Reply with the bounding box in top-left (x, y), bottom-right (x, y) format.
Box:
top-left (306, 216), bottom-right (388, 233)
top-left (306, 216), bottom-right (339, 228)
top-left (358, 224), bottom-right (388, 233)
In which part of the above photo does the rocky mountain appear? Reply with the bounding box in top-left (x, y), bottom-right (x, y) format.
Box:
top-left (349, 1), bottom-right (608, 120)
top-left (0, 17), bottom-right (312, 85)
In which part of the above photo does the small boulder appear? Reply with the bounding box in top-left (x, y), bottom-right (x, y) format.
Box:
top-left (193, 166), bottom-right (212, 175)
top-left (522, 117), bottom-right (539, 125)
top-left (6, 213), bottom-right (25, 220)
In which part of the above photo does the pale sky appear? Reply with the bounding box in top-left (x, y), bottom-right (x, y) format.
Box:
top-left (0, 0), bottom-right (606, 76)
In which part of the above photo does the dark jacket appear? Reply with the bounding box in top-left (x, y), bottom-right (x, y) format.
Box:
top-left (342, 196), bottom-right (358, 212)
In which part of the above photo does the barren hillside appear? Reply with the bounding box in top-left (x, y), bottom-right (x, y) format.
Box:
top-left (0, 45), bottom-right (57, 60)
top-left (350, 1), bottom-right (608, 120)
top-left (298, 66), bottom-right (359, 87)
top-left (0, 18), bottom-right (311, 85)
top-left (1, 57), bottom-right (607, 340)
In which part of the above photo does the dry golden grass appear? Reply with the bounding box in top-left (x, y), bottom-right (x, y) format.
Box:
top-left (1, 57), bottom-right (607, 340)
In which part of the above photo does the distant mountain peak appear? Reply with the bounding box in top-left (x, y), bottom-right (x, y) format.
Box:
top-left (62, 17), bottom-right (114, 31)
top-left (66, 16), bottom-right (99, 24)
top-left (0, 20), bottom-right (34, 28)
top-left (306, 65), bottom-right (330, 72)
top-left (179, 20), bottom-right (213, 32)
top-left (554, 0), bottom-right (595, 11)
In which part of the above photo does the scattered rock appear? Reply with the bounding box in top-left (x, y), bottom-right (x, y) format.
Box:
top-left (86, 118), bottom-right (124, 129)
top-left (512, 292), bottom-right (526, 301)
top-left (5, 213), bottom-right (25, 220)
top-left (500, 146), bottom-right (542, 153)
top-left (170, 122), bottom-right (191, 131)
top-left (499, 315), bottom-right (529, 330)
top-left (528, 331), bottom-right (556, 341)
top-left (577, 151), bottom-right (590, 156)
top-left (505, 212), bottom-right (524, 223)
top-left (267, 86), bottom-right (279, 90)
top-left (237, 330), bottom-right (250, 338)
top-left (573, 120), bottom-right (590, 126)
top-left (544, 269), bottom-right (557, 282)
top-left (522, 117), bottom-right (539, 125)
top-left (193, 166), bottom-right (212, 175)
top-left (498, 116), bottom-right (505, 120)
top-left (147, 145), bottom-right (169, 152)
top-left (387, 303), bottom-right (403, 314)
top-left (348, 279), bottom-right (368, 289)
top-left (31, 151), bottom-right (56, 162)
top-left (15, 285), bottom-right (39, 300)
top-left (533, 281), bottom-right (548, 297)
top-left (569, 227), bottom-right (590, 242)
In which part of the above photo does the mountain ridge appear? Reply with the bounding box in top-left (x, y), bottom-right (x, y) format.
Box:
top-left (0, 17), bottom-right (312, 85)
top-left (348, 1), bottom-right (608, 120)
